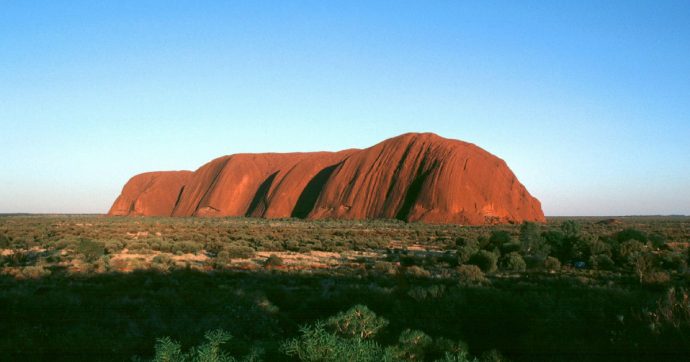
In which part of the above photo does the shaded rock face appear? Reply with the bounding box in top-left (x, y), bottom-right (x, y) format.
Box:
top-left (108, 133), bottom-right (545, 224)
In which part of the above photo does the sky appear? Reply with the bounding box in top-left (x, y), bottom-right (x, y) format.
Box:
top-left (1, 1), bottom-right (689, 216)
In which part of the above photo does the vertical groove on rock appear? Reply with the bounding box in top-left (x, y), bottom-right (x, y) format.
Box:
top-left (193, 157), bottom-right (231, 215)
top-left (171, 186), bottom-right (185, 216)
top-left (246, 172), bottom-right (278, 217)
top-left (396, 167), bottom-right (432, 221)
top-left (291, 164), bottom-right (339, 219)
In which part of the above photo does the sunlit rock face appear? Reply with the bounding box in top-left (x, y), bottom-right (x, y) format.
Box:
top-left (109, 133), bottom-right (545, 225)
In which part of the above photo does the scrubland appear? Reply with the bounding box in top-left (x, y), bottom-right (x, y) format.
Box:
top-left (1, 215), bottom-right (689, 361)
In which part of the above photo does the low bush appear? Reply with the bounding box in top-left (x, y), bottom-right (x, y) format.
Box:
top-left (77, 239), bottom-right (105, 262)
top-left (19, 265), bottom-right (51, 279)
top-left (641, 271), bottom-right (671, 288)
top-left (152, 254), bottom-right (175, 271)
top-left (149, 329), bottom-right (260, 361)
top-left (94, 255), bottom-right (111, 273)
top-left (468, 250), bottom-right (498, 273)
top-left (616, 228), bottom-right (647, 243)
top-left (648, 287), bottom-right (690, 330)
top-left (499, 242), bottom-right (520, 255)
top-left (373, 261), bottom-right (396, 275)
top-left (489, 230), bottom-right (512, 249)
top-left (281, 305), bottom-right (478, 362)
top-left (0, 234), bottom-right (10, 248)
top-left (224, 245), bottom-right (255, 259)
top-left (500, 252), bottom-right (526, 272)
top-left (103, 239), bottom-right (125, 254)
top-left (405, 265), bottom-right (431, 278)
top-left (384, 328), bottom-right (433, 361)
top-left (171, 241), bottom-right (203, 254)
top-left (544, 256), bottom-right (561, 271)
top-left (408, 285), bottom-right (446, 301)
top-left (589, 254), bottom-right (615, 270)
top-left (457, 265), bottom-right (488, 285)
top-left (658, 252), bottom-right (687, 272)
top-left (618, 240), bottom-right (647, 263)
top-left (264, 254), bottom-right (284, 268)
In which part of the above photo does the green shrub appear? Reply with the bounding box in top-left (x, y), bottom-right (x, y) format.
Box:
top-left (649, 287), bottom-right (690, 329)
top-left (432, 337), bottom-right (470, 360)
top-left (282, 305), bottom-right (388, 361)
top-left (280, 304), bottom-right (476, 362)
top-left (589, 254), bottom-right (615, 270)
top-left (500, 252), bottom-right (526, 272)
top-left (480, 349), bottom-right (508, 362)
top-left (468, 250), bottom-right (498, 273)
top-left (149, 329), bottom-right (255, 362)
top-left (560, 220), bottom-right (581, 238)
top-left (172, 241), bottom-right (203, 254)
top-left (3, 251), bottom-right (29, 267)
top-left (205, 240), bottom-right (225, 255)
top-left (95, 255), bottom-right (111, 273)
top-left (499, 242), bottom-right (520, 255)
top-left (126, 241), bottom-right (152, 253)
top-left (641, 271), bottom-right (671, 288)
top-left (405, 265), bottom-right (431, 278)
top-left (373, 261), bottom-right (396, 275)
top-left (326, 304), bottom-right (389, 339)
top-left (103, 239), bottom-right (125, 254)
top-left (20, 265), bottom-right (51, 279)
top-left (282, 321), bottom-right (383, 361)
top-left (544, 256), bottom-right (561, 271)
top-left (489, 230), bottom-right (512, 249)
top-left (152, 254), bottom-right (175, 271)
top-left (153, 240), bottom-right (174, 253)
top-left (77, 239), bottom-right (105, 262)
top-left (264, 254), bottom-right (284, 268)
top-left (519, 222), bottom-right (549, 258)
top-left (632, 253), bottom-right (656, 282)
top-left (408, 285), bottom-right (446, 301)
top-left (215, 250), bottom-right (231, 263)
top-left (542, 230), bottom-right (565, 257)
top-left (618, 240), bottom-right (647, 264)
top-left (649, 233), bottom-right (668, 248)
top-left (284, 240), bottom-right (300, 251)
top-left (225, 245), bottom-right (255, 259)
top-left (457, 265), bottom-right (488, 285)
top-left (616, 228), bottom-right (647, 243)
top-left (457, 244), bottom-right (478, 264)
top-left (658, 252), bottom-right (687, 272)
top-left (426, 284), bottom-right (446, 299)
top-left (0, 234), bottom-right (10, 248)
top-left (585, 239), bottom-right (612, 258)
top-left (383, 329), bottom-right (432, 361)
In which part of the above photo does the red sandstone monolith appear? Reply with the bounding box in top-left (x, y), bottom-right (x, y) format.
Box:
top-left (108, 133), bottom-right (545, 224)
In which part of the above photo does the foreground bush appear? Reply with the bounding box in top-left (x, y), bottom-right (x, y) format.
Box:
top-left (148, 329), bottom-right (260, 362)
top-left (648, 287), bottom-right (690, 331)
top-left (281, 304), bottom-right (477, 362)
top-left (326, 304), bottom-right (389, 339)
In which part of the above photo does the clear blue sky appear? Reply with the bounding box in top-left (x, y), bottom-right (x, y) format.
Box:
top-left (1, 1), bottom-right (689, 216)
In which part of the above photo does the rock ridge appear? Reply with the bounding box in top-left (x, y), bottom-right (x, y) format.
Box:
top-left (108, 133), bottom-right (545, 224)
